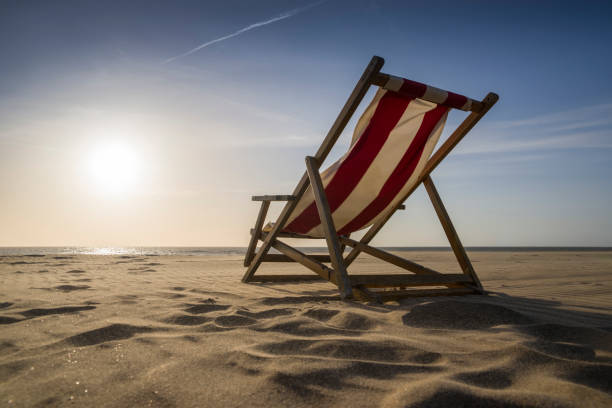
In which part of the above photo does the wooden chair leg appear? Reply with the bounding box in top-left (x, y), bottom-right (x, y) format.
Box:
top-left (305, 156), bottom-right (353, 299)
top-left (339, 233), bottom-right (350, 257)
top-left (244, 200), bottom-right (270, 268)
top-left (423, 175), bottom-right (483, 292)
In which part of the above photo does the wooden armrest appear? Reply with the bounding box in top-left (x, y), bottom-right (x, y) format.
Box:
top-left (397, 204), bottom-right (405, 210)
top-left (252, 195), bottom-right (296, 202)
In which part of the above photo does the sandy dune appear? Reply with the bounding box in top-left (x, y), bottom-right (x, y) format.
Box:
top-left (1, 251), bottom-right (611, 407)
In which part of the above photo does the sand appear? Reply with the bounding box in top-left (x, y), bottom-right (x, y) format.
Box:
top-left (1, 251), bottom-right (611, 407)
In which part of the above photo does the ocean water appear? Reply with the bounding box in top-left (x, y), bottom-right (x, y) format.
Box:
top-left (0, 247), bottom-right (245, 256)
top-left (0, 246), bottom-right (611, 256)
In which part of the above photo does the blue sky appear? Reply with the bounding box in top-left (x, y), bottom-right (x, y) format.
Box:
top-left (1, 0), bottom-right (611, 246)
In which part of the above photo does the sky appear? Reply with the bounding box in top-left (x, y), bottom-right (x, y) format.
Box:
top-left (1, 0), bottom-right (611, 247)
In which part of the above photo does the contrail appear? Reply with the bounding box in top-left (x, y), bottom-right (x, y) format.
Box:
top-left (163, 0), bottom-right (328, 64)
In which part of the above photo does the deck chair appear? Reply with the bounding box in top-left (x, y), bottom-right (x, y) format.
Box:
top-left (242, 56), bottom-right (498, 302)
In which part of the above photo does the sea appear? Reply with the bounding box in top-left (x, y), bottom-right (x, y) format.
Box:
top-left (0, 247), bottom-right (611, 256)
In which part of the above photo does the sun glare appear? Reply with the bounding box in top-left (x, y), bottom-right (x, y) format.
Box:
top-left (89, 142), bottom-right (140, 194)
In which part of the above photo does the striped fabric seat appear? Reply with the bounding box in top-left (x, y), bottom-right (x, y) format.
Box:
top-left (282, 76), bottom-right (470, 238)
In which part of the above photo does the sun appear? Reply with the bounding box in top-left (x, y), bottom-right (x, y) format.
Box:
top-left (89, 142), bottom-right (140, 194)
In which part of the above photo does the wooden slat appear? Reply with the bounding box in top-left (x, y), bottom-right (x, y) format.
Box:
top-left (275, 231), bottom-right (322, 239)
top-left (249, 274), bottom-right (324, 282)
top-left (423, 176), bottom-right (483, 292)
top-left (251, 195), bottom-right (296, 201)
top-left (376, 287), bottom-right (477, 301)
top-left (262, 254), bottom-right (331, 263)
top-left (339, 233), bottom-right (350, 256)
top-left (339, 236), bottom-right (440, 275)
top-left (244, 200), bottom-right (270, 267)
top-left (371, 73), bottom-right (484, 113)
top-left (270, 238), bottom-right (338, 285)
top-left (343, 92), bottom-right (499, 268)
top-left (241, 56), bottom-right (385, 283)
top-left (250, 229), bottom-right (322, 239)
top-left (306, 156), bottom-right (352, 299)
top-left (349, 273), bottom-right (471, 287)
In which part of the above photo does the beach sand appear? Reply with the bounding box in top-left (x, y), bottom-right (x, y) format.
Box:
top-left (1, 251), bottom-right (611, 407)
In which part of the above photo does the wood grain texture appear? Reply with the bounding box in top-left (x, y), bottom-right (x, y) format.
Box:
top-left (261, 254), bottom-right (332, 263)
top-left (251, 195), bottom-right (296, 201)
top-left (423, 175), bottom-right (483, 291)
top-left (339, 236), bottom-right (441, 276)
top-left (306, 156), bottom-right (353, 299)
top-left (243, 200), bottom-right (270, 268)
top-left (349, 273), bottom-right (472, 287)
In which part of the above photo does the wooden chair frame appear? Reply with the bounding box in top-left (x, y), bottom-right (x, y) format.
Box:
top-left (241, 56), bottom-right (498, 302)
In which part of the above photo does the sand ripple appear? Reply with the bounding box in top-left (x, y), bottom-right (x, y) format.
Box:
top-left (0, 252), bottom-right (611, 407)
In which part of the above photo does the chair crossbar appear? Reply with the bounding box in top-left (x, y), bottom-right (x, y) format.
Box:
top-left (338, 236), bottom-right (440, 276)
top-left (250, 274), bottom-right (324, 282)
top-left (249, 273), bottom-right (472, 287)
top-left (251, 229), bottom-right (321, 239)
top-left (262, 254), bottom-right (331, 263)
top-left (270, 237), bottom-right (337, 285)
top-left (371, 73), bottom-right (484, 112)
top-left (349, 273), bottom-right (472, 287)
top-left (252, 230), bottom-right (477, 293)
top-left (252, 195), bottom-right (296, 201)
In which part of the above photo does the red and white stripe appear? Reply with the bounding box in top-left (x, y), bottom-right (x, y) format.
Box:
top-left (384, 75), bottom-right (473, 111)
top-left (281, 77), bottom-right (465, 238)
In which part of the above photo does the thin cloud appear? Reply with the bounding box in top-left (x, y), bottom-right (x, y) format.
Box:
top-left (495, 103), bottom-right (612, 129)
top-left (163, 0), bottom-right (328, 64)
top-left (454, 103), bottom-right (612, 155)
